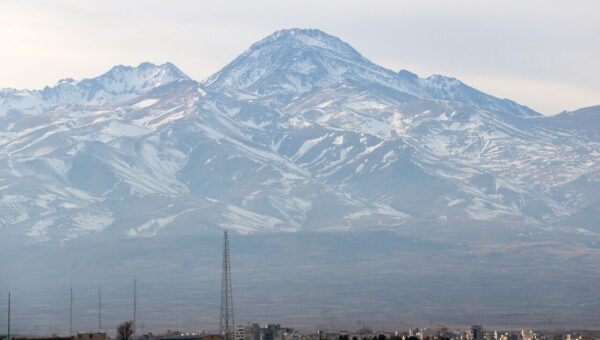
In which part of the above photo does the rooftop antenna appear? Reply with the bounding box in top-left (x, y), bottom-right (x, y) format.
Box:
top-left (133, 278), bottom-right (137, 334)
top-left (7, 292), bottom-right (10, 340)
top-left (219, 231), bottom-right (234, 340)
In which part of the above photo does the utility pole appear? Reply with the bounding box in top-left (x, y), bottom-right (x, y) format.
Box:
top-left (219, 231), bottom-right (235, 340)
top-left (98, 289), bottom-right (101, 331)
top-left (70, 285), bottom-right (73, 337)
top-left (7, 292), bottom-right (10, 340)
top-left (133, 279), bottom-right (136, 334)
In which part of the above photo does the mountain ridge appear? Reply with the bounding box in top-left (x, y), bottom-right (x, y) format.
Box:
top-left (205, 28), bottom-right (540, 117)
top-left (0, 62), bottom-right (190, 117)
top-left (0, 28), bottom-right (598, 244)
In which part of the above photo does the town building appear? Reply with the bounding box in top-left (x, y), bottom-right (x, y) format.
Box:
top-left (76, 333), bottom-right (106, 340)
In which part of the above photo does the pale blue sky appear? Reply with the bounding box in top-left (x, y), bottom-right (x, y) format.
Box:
top-left (0, 0), bottom-right (598, 115)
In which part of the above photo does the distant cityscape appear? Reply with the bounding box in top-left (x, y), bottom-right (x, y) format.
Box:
top-left (2, 324), bottom-right (600, 340)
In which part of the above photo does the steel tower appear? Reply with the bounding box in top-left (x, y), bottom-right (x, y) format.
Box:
top-left (219, 231), bottom-right (234, 340)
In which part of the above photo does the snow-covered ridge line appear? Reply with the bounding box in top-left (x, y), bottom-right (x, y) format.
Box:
top-left (0, 29), bottom-right (539, 118)
top-left (1, 28), bottom-right (599, 244)
top-left (204, 28), bottom-right (540, 118)
top-left (0, 62), bottom-right (190, 117)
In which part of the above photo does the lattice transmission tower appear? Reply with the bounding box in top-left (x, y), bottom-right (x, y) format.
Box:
top-left (219, 231), bottom-right (235, 340)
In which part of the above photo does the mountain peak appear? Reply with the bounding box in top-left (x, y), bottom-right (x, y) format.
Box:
top-left (0, 62), bottom-right (190, 116)
top-left (205, 28), bottom-right (539, 117)
top-left (205, 28), bottom-right (389, 96)
top-left (99, 61), bottom-right (190, 86)
top-left (248, 28), bottom-right (362, 58)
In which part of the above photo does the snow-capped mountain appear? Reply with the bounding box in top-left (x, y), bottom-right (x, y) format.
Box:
top-left (206, 28), bottom-right (539, 117)
top-left (0, 28), bottom-right (598, 243)
top-left (0, 62), bottom-right (189, 116)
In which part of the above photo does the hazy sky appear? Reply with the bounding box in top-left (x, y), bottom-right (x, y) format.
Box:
top-left (0, 0), bottom-right (598, 115)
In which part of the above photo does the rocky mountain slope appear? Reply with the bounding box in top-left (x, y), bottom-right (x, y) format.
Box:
top-left (0, 28), bottom-right (599, 243)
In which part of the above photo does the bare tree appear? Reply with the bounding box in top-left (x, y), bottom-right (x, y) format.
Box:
top-left (117, 321), bottom-right (134, 340)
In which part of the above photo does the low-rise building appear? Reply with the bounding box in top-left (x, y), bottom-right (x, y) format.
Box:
top-left (160, 334), bottom-right (222, 340)
top-left (77, 333), bottom-right (106, 340)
